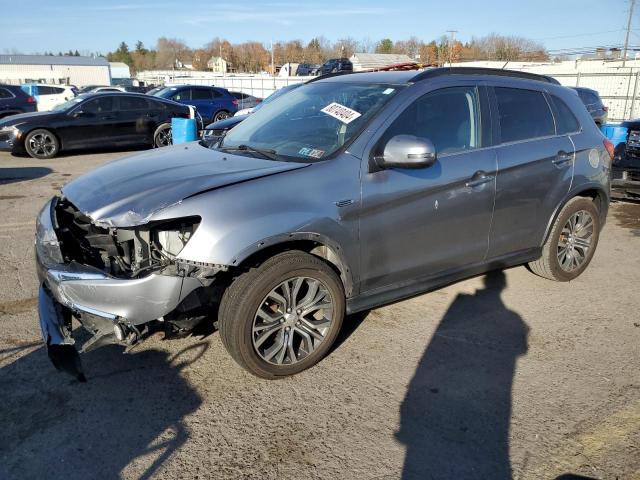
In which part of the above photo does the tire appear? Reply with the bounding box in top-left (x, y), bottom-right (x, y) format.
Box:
top-left (218, 251), bottom-right (345, 378)
top-left (528, 197), bottom-right (600, 281)
top-left (153, 123), bottom-right (172, 148)
top-left (213, 110), bottom-right (230, 122)
top-left (24, 129), bottom-right (59, 159)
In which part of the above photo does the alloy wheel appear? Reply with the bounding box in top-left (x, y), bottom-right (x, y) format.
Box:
top-left (557, 210), bottom-right (594, 272)
top-left (156, 127), bottom-right (172, 147)
top-left (28, 132), bottom-right (56, 157)
top-left (252, 276), bottom-right (335, 365)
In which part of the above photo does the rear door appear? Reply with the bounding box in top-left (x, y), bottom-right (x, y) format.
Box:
top-left (0, 87), bottom-right (15, 115)
top-left (190, 87), bottom-right (215, 121)
top-left (117, 95), bottom-right (155, 144)
top-left (487, 85), bottom-right (574, 258)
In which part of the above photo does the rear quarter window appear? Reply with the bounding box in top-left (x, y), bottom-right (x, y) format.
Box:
top-left (0, 88), bottom-right (13, 99)
top-left (119, 96), bottom-right (150, 111)
top-left (495, 87), bottom-right (555, 143)
top-left (549, 95), bottom-right (580, 135)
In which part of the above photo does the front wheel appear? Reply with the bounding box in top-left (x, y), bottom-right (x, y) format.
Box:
top-left (24, 129), bottom-right (59, 159)
top-left (528, 197), bottom-right (600, 281)
top-left (153, 123), bottom-right (172, 148)
top-left (218, 251), bottom-right (345, 378)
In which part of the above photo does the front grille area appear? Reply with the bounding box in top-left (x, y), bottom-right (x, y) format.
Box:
top-left (54, 198), bottom-right (122, 273)
top-left (628, 130), bottom-right (640, 150)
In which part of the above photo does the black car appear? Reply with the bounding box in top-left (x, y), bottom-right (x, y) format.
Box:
top-left (0, 92), bottom-right (193, 159)
top-left (571, 87), bottom-right (608, 126)
top-left (0, 84), bottom-right (38, 119)
top-left (319, 58), bottom-right (353, 76)
top-left (296, 63), bottom-right (319, 76)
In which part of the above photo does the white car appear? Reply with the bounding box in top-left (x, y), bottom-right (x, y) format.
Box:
top-left (34, 84), bottom-right (77, 111)
top-left (88, 86), bottom-right (126, 93)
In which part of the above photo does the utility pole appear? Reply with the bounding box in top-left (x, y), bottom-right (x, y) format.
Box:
top-left (446, 30), bottom-right (458, 66)
top-left (623, 0), bottom-right (636, 67)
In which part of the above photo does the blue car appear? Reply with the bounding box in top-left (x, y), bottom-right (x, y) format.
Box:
top-left (152, 85), bottom-right (238, 123)
top-left (0, 84), bottom-right (37, 119)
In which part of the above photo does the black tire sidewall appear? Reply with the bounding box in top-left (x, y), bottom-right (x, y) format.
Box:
top-left (546, 198), bottom-right (600, 281)
top-left (25, 129), bottom-right (59, 159)
top-left (213, 111), bottom-right (229, 122)
top-left (224, 254), bottom-right (345, 378)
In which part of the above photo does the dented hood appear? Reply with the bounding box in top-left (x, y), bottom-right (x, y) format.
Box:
top-left (61, 142), bottom-right (310, 227)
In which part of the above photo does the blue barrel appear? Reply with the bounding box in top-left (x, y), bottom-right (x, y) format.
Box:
top-left (171, 118), bottom-right (197, 144)
top-left (600, 124), bottom-right (628, 147)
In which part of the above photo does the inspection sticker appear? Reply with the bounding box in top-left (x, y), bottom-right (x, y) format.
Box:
top-left (321, 102), bottom-right (362, 124)
top-left (299, 147), bottom-right (325, 159)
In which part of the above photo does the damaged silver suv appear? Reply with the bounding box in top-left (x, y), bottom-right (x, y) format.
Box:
top-left (36, 68), bottom-right (612, 380)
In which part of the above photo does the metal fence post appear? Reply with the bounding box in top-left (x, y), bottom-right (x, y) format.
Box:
top-left (631, 70), bottom-right (640, 120)
top-left (576, 72), bottom-right (581, 87)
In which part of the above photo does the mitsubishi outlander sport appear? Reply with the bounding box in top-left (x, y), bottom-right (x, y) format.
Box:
top-left (35, 68), bottom-right (612, 380)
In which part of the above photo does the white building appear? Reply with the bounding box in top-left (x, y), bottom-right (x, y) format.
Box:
top-left (109, 62), bottom-right (131, 80)
top-left (0, 55), bottom-right (110, 86)
top-left (349, 53), bottom-right (416, 71)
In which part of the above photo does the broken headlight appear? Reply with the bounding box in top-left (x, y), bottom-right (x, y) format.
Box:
top-left (150, 217), bottom-right (201, 262)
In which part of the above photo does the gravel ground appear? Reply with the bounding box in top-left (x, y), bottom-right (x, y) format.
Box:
top-left (0, 149), bottom-right (638, 480)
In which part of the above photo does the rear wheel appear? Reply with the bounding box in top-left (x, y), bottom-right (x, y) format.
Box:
top-left (218, 251), bottom-right (345, 378)
top-left (529, 197), bottom-right (600, 281)
top-left (153, 123), bottom-right (172, 148)
top-left (213, 110), bottom-right (230, 122)
top-left (24, 129), bottom-right (59, 159)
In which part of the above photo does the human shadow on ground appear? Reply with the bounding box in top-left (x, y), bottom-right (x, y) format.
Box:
top-left (0, 341), bottom-right (205, 480)
top-left (397, 270), bottom-right (529, 480)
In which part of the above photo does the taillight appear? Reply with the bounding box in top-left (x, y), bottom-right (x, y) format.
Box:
top-left (26, 96), bottom-right (36, 103)
top-left (603, 138), bottom-right (614, 161)
top-left (232, 99), bottom-right (239, 106)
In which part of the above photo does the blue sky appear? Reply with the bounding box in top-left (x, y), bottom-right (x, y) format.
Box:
top-left (0, 0), bottom-right (635, 55)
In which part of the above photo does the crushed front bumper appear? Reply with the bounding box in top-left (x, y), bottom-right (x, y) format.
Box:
top-left (35, 198), bottom-right (202, 379)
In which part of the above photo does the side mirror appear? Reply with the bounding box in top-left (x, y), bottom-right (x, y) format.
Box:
top-left (376, 135), bottom-right (437, 170)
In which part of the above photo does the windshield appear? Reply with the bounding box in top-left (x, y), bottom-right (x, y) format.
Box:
top-left (52, 96), bottom-right (86, 112)
top-left (219, 82), bottom-right (401, 161)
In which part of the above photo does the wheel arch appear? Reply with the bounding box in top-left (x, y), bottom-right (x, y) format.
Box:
top-left (21, 126), bottom-right (63, 151)
top-left (232, 234), bottom-right (355, 298)
top-left (542, 185), bottom-right (609, 245)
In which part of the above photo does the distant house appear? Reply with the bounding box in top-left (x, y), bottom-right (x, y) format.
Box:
top-left (349, 53), bottom-right (416, 71)
top-left (0, 54), bottom-right (110, 86)
top-left (207, 56), bottom-right (228, 73)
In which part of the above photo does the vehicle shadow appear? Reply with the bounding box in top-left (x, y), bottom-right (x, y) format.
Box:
top-left (0, 340), bottom-right (205, 480)
top-left (397, 270), bottom-right (529, 479)
top-left (0, 167), bottom-right (52, 185)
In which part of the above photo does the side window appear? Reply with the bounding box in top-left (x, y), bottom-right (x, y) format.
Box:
top-left (495, 87), bottom-right (554, 143)
top-left (51, 87), bottom-right (65, 94)
top-left (38, 86), bottom-right (54, 95)
top-left (212, 89), bottom-right (223, 98)
top-left (549, 95), bottom-right (580, 135)
top-left (381, 86), bottom-right (481, 155)
top-left (119, 96), bottom-right (149, 111)
top-left (82, 97), bottom-right (114, 114)
top-left (0, 88), bottom-right (13, 99)
top-left (171, 89), bottom-right (190, 101)
top-left (192, 88), bottom-right (212, 100)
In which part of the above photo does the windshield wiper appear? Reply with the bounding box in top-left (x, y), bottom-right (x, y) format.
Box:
top-left (220, 144), bottom-right (279, 161)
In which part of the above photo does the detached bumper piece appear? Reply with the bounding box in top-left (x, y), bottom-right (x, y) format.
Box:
top-left (38, 286), bottom-right (86, 382)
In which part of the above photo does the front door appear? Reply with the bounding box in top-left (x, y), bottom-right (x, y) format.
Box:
top-left (60, 96), bottom-right (118, 148)
top-left (360, 85), bottom-right (497, 293)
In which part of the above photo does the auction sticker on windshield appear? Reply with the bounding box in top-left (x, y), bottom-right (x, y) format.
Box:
top-left (321, 102), bottom-right (362, 124)
top-left (299, 147), bottom-right (325, 159)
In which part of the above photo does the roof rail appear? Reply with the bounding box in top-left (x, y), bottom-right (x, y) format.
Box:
top-left (411, 67), bottom-right (560, 85)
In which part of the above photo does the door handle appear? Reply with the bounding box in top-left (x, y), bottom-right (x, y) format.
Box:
top-left (466, 171), bottom-right (494, 188)
top-left (553, 151), bottom-right (573, 166)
